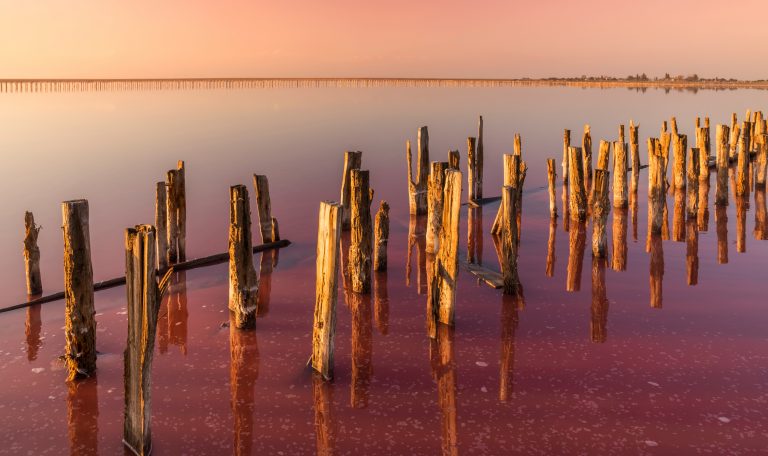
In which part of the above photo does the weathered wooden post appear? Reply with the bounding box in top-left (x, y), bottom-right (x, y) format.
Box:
top-left (491, 154), bottom-right (522, 234)
top-left (23, 211), bottom-right (42, 295)
top-left (341, 151), bottom-right (363, 229)
top-left (697, 127), bottom-right (711, 180)
top-left (582, 125), bottom-right (593, 183)
top-left (756, 134), bottom-right (768, 188)
top-left (271, 217), bottom-right (280, 242)
top-left (155, 183), bottom-right (169, 271)
top-left (596, 140), bottom-right (610, 173)
top-left (673, 134), bottom-right (687, 190)
top-left (373, 201), bottom-right (389, 271)
top-left (514, 133), bottom-right (522, 156)
top-left (467, 137), bottom-right (482, 201)
top-left (612, 141), bottom-right (628, 208)
top-left (546, 158), bottom-right (558, 218)
top-left (736, 127), bottom-right (750, 197)
top-left (648, 139), bottom-right (665, 235)
top-left (562, 129), bottom-right (571, 184)
top-left (123, 225), bottom-right (160, 456)
top-left (729, 122), bottom-right (740, 161)
top-left (630, 121), bottom-right (640, 193)
top-left (427, 170), bottom-right (461, 338)
top-left (500, 186), bottom-right (520, 295)
top-left (686, 148), bottom-right (700, 219)
top-left (407, 127), bottom-right (430, 215)
top-left (448, 150), bottom-right (460, 170)
top-left (62, 200), bottom-right (96, 381)
top-left (253, 174), bottom-right (275, 244)
top-left (568, 146), bottom-right (586, 221)
top-left (427, 162), bottom-right (449, 253)
top-left (591, 169), bottom-right (610, 258)
top-left (715, 125), bottom-right (730, 206)
top-left (311, 202), bottom-right (343, 380)
top-left (166, 161), bottom-right (186, 263)
top-left (228, 185), bottom-right (258, 329)
top-left (477, 115), bottom-right (484, 166)
top-left (349, 170), bottom-right (373, 293)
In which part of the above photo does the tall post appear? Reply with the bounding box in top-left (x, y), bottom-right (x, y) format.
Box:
top-left (123, 225), bottom-right (160, 456)
top-left (253, 174), bottom-right (275, 244)
top-left (341, 151), bottom-right (363, 230)
top-left (373, 201), bottom-right (390, 272)
top-left (715, 125), bottom-right (730, 206)
top-left (500, 186), bottom-right (520, 295)
top-left (756, 134), bottom-right (768, 188)
top-left (228, 185), bottom-right (258, 329)
top-left (176, 161), bottom-right (186, 261)
top-left (427, 162), bottom-right (449, 253)
top-left (166, 162), bottom-right (186, 263)
top-left (467, 137), bottom-right (482, 201)
top-left (697, 127), bottom-right (711, 180)
top-left (582, 125), bottom-right (592, 183)
top-left (23, 211), bottom-right (42, 295)
top-left (62, 200), bottom-right (96, 381)
top-left (547, 158), bottom-right (557, 218)
top-left (648, 139), bottom-right (664, 235)
top-left (514, 133), bottom-right (522, 156)
top-left (612, 141), bottom-right (628, 208)
top-left (562, 129), bottom-right (571, 184)
top-left (407, 127), bottom-right (430, 215)
top-left (673, 134), bottom-right (688, 190)
top-left (155, 183), bottom-right (168, 271)
top-left (349, 170), bottom-right (372, 293)
top-left (736, 126), bottom-right (749, 197)
top-left (729, 123), bottom-right (741, 161)
top-left (568, 146), bottom-right (586, 221)
top-left (591, 169), bottom-right (610, 258)
top-left (311, 202), bottom-right (343, 380)
top-left (491, 154), bottom-right (521, 234)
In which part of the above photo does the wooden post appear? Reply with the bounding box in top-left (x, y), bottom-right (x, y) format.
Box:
top-left (568, 146), bottom-right (586, 221)
top-left (736, 127), bottom-right (749, 197)
top-left (756, 134), bottom-right (768, 188)
top-left (341, 150), bottom-right (363, 229)
top-left (582, 125), bottom-right (592, 183)
top-left (755, 188), bottom-right (767, 240)
top-left (467, 137), bottom-right (482, 201)
top-left (715, 125), bottom-right (730, 206)
top-left (407, 127), bottom-right (430, 215)
top-left (612, 141), bottom-right (628, 208)
top-left (253, 174), bottom-right (275, 244)
top-left (729, 123), bottom-right (740, 161)
top-left (373, 201), bottom-right (389, 271)
top-left (123, 225), bottom-right (160, 456)
top-left (697, 127), bottom-right (711, 180)
top-left (596, 140), bottom-right (610, 172)
top-left (500, 186), bottom-right (520, 295)
top-left (271, 217), bottom-right (280, 242)
top-left (491, 154), bottom-right (521, 234)
top-left (547, 158), bottom-right (557, 218)
top-left (311, 202), bottom-right (343, 380)
top-left (349, 170), bottom-right (373, 294)
top-left (176, 161), bottom-right (186, 261)
top-left (660, 132), bottom-right (672, 189)
top-left (448, 150), bottom-right (459, 170)
top-left (673, 134), bottom-right (687, 189)
top-left (513, 133), bottom-right (522, 156)
top-left (427, 170), bottom-right (461, 337)
top-left (155, 183), bottom-right (168, 271)
top-left (228, 185), bottom-right (258, 329)
top-left (477, 115), bottom-right (484, 168)
top-left (562, 129), bottom-right (571, 184)
top-left (62, 200), bottom-right (96, 381)
top-left (630, 120), bottom-right (640, 193)
top-left (591, 169), bottom-right (610, 258)
top-left (23, 211), bottom-right (42, 295)
top-left (166, 169), bottom-right (179, 263)
top-left (648, 139), bottom-right (664, 235)
top-left (670, 117), bottom-right (678, 137)
top-left (686, 148), bottom-right (700, 219)
top-left (427, 162), bottom-right (449, 253)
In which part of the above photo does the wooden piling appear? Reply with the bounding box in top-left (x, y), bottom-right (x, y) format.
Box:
top-left (176, 161), bottom-right (186, 261)
top-left (612, 141), bottom-right (628, 208)
top-left (427, 162), bottom-right (449, 253)
top-left (630, 121), bottom-right (640, 192)
top-left (756, 134), bottom-right (768, 188)
top-left (500, 186), bottom-right (520, 295)
top-left (373, 201), bottom-right (389, 272)
top-left (715, 125), bottom-right (730, 206)
top-left (271, 217), bottom-right (280, 242)
top-left (228, 185), bottom-right (258, 329)
top-left (736, 127), bottom-right (749, 197)
top-left (514, 133), bottom-right (522, 156)
top-left (253, 175), bottom-right (275, 244)
top-left (166, 161), bottom-right (186, 263)
top-left (407, 127), bottom-right (430, 215)
top-left (568, 146), bottom-right (586, 221)
top-left (62, 200), bottom-right (96, 381)
top-left (155, 183), bottom-right (169, 271)
top-left (591, 169), bottom-right (610, 258)
top-left (562, 129), bottom-right (571, 184)
top-left (23, 211), bottom-right (42, 295)
top-left (582, 125), bottom-right (592, 183)
top-left (467, 137), bottom-right (482, 201)
top-left (673, 134), bottom-right (687, 189)
top-left (341, 151), bottom-right (363, 229)
top-left (448, 150), bottom-right (459, 170)
top-left (547, 158), bottom-right (557, 218)
top-left (349, 170), bottom-right (373, 294)
top-left (596, 140), bottom-right (610, 172)
top-left (123, 225), bottom-right (160, 456)
top-left (686, 148), bottom-right (700, 219)
top-left (648, 139), bottom-right (665, 235)
top-left (729, 123), bottom-right (740, 161)
top-left (477, 115), bottom-right (484, 166)
top-left (311, 202), bottom-right (343, 380)
top-left (696, 127), bottom-right (711, 180)
top-left (491, 154), bottom-right (522, 234)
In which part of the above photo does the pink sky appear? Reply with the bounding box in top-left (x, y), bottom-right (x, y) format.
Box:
top-left (0, 0), bottom-right (765, 79)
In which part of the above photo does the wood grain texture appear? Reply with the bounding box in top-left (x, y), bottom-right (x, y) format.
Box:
top-left (340, 150), bottom-right (362, 230)
top-left (228, 185), bottom-right (258, 329)
top-left (349, 170), bottom-right (372, 293)
top-left (253, 174), bottom-right (274, 244)
top-left (373, 201), bottom-right (390, 271)
top-left (23, 211), bottom-right (42, 295)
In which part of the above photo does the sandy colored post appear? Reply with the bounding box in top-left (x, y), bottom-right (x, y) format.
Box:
top-left (648, 139), bottom-right (664, 235)
top-left (670, 117), bottom-right (678, 137)
top-left (253, 174), bottom-right (275, 244)
top-left (373, 201), bottom-right (389, 271)
top-left (348, 170), bottom-right (373, 294)
top-left (491, 154), bottom-right (520, 234)
top-left (547, 158), bottom-right (557, 218)
top-left (568, 146), bottom-right (586, 221)
top-left (23, 211), bottom-right (42, 295)
top-left (562, 129), bottom-right (571, 184)
top-left (596, 140), bottom-right (610, 171)
top-left (591, 169), bottom-right (609, 258)
top-left (729, 123), bottom-right (740, 161)
top-left (123, 225), bottom-right (160, 456)
top-left (62, 199), bottom-right (96, 381)
top-left (448, 150), bottom-right (459, 170)
top-left (566, 221), bottom-right (586, 292)
top-left (407, 127), bottom-right (430, 215)
top-left (166, 169), bottom-right (180, 263)
top-left (500, 186), bottom-right (520, 295)
top-left (660, 132), bottom-right (671, 189)
top-left (630, 121), bottom-right (640, 191)
top-left (582, 125), bottom-right (592, 183)
top-left (755, 188), bottom-right (767, 240)
top-left (612, 141), bottom-right (628, 208)
top-left (736, 128), bottom-right (749, 197)
top-left (716, 205), bottom-right (728, 264)
top-left (514, 133), bottom-right (522, 156)
top-left (311, 202), bottom-right (343, 380)
top-left (271, 217), bottom-right (280, 242)
top-left (341, 150), bottom-right (363, 229)
top-left (427, 162), bottom-right (449, 253)
top-left (467, 137), bottom-right (482, 201)
top-left (155, 183), bottom-right (168, 271)
top-left (715, 125), bottom-right (730, 205)
top-left (228, 185), bottom-right (258, 329)
top-left (686, 148), bottom-right (700, 219)
top-left (696, 127), bottom-right (711, 180)
top-left (756, 134), bottom-right (768, 188)
top-left (672, 134), bottom-right (687, 189)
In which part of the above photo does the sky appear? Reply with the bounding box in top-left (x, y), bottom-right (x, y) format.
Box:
top-left (0, 0), bottom-right (765, 79)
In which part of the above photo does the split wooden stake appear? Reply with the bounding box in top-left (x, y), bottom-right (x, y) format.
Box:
top-left (562, 129), bottom-right (571, 184)
top-left (341, 151), bottom-right (363, 230)
top-left (648, 139), bottom-right (665, 235)
top-left (23, 211), bottom-right (42, 295)
top-left (696, 127), bottom-right (711, 180)
top-left (253, 174), bottom-right (275, 244)
top-left (349, 170), bottom-right (373, 293)
top-left (448, 150), bottom-right (460, 170)
top-left (756, 134), bottom-right (768, 188)
top-left (373, 201), bottom-right (389, 271)
top-left (582, 125), bottom-right (592, 183)
top-left (228, 185), bottom-right (258, 329)
top-left (686, 148), bottom-right (700, 219)
top-left (427, 162), bottom-right (449, 253)
top-left (630, 121), bottom-right (640, 192)
top-left (166, 161), bottom-right (186, 263)
top-left (736, 125), bottom-right (750, 197)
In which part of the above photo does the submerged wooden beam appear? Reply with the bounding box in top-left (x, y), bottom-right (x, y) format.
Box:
top-left (463, 262), bottom-right (503, 289)
top-left (23, 211), bottom-right (42, 295)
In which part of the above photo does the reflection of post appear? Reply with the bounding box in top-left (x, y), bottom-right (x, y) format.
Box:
top-left (611, 207), bottom-right (627, 272)
top-left (467, 207), bottom-right (483, 265)
top-left (67, 378), bottom-right (99, 456)
top-left (649, 234), bottom-right (664, 309)
top-left (350, 293), bottom-right (373, 409)
top-left (230, 313), bottom-right (260, 456)
top-left (566, 221), bottom-right (586, 292)
top-left (406, 215), bottom-right (427, 294)
top-left (257, 252), bottom-right (273, 317)
top-left (590, 257), bottom-right (608, 343)
top-left (25, 304), bottom-right (42, 361)
top-left (499, 294), bottom-right (520, 402)
top-left (672, 188), bottom-right (686, 242)
top-left (168, 271), bottom-right (189, 354)
top-left (312, 374), bottom-right (337, 456)
top-left (755, 188), bottom-right (767, 240)
top-left (686, 219), bottom-right (699, 286)
top-left (561, 181), bottom-right (570, 232)
top-left (545, 216), bottom-right (557, 277)
top-left (374, 272), bottom-right (389, 335)
top-left (430, 324), bottom-right (458, 456)
top-left (736, 195), bottom-right (747, 253)
top-left (698, 176), bottom-right (710, 232)
top-left (715, 205), bottom-right (729, 264)
top-left (630, 183), bottom-right (638, 242)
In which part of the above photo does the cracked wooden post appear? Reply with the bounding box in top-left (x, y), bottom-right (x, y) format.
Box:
top-left (660, 132), bottom-right (672, 190)
top-left (311, 202), bottom-right (343, 380)
top-left (349, 170), bottom-right (372, 293)
top-left (729, 122), bottom-right (740, 161)
top-left (612, 141), bottom-right (628, 208)
top-left (697, 127), bottom-right (711, 181)
top-left (673, 134), bottom-right (687, 190)
top-left (500, 186), bottom-right (520, 295)
top-left (166, 161), bottom-right (186, 263)
top-left (155, 183), bottom-right (168, 271)
top-left (228, 185), bottom-right (258, 329)
top-left (630, 120), bottom-right (640, 193)
top-left (176, 161), bottom-right (186, 261)
top-left (427, 162), bottom-right (449, 254)
top-left (686, 148), bottom-right (699, 219)
top-left (467, 137), bottom-right (482, 201)
top-left (477, 115), bottom-right (484, 169)
top-left (123, 225), bottom-right (160, 456)
top-left (448, 150), bottom-right (459, 170)
top-left (491, 154), bottom-right (520, 234)
top-left (271, 217), bottom-right (280, 242)
top-left (582, 125), bottom-right (592, 184)
top-left (648, 139), bottom-right (664, 235)
top-left (373, 201), bottom-right (389, 272)
top-left (341, 151), bottom-right (363, 230)
top-left (23, 211), bottom-right (42, 295)
top-left (568, 146), bottom-right (586, 221)
top-left (596, 140), bottom-right (610, 173)
top-left (547, 158), bottom-right (557, 218)
top-left (253, 174), bottom-right (275, 244)
top-left (591, 169), bottom-right (610, 258)
top-left (407, 128), bottom-right (430, 215)
top-left (756, 134), bottom-right (768, 188)
top-left (562, 129), bottom-right (571, 184)
top-left (427, 170), bottom-right (461, 338)
top-left (62, 200), bottom-right (96, 381)
top-left (736, 126), bottom-right (749, 197)
top-left (716, 125), bottom-right (730, 206)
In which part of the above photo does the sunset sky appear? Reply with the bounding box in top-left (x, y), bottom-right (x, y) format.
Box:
top-left (0, 0), bottom-right (764, 79)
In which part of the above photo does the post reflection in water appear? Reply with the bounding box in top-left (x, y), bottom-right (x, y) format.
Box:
top-left (566, 221), bottom-right (586, 292)
top-left (672, 188), bottom-right (686, 242)
top-left (698, 176), bottom-right (710, 231)
top-left (611, 207), bottom-right (628, 272)
top-left (754, 188), bottom-right (767, 240)
top-left (257, 252), bottom-right (274, 317)
top-left (168, 271), bottom-right (189, 354)
top-left (66, 377), bottom-right (99, 456)
top-left (545, 216), bottom-right (557, 277)
top-left (686, 219), bottom-right (699, 286)
top-left (736, 195), bottom-right (748, 253)
top-left (430, 324), bottom-right (458, 456)
top-left (591, 257), bottom-right (609, 343)
top-left (661, 194), bottom-right (670, 240)
top-left (716, 205), bottom-right (729, 264)
top-left (649, 234), bottom-right (664, 309)
top-left (349, 292), bottom-right (373, 409)
top-left (499, 293), bottom-right (521, 402)
top-left (406, 215), bottom-right (427, 294)
top-left (340, 231), bottom-right (352, 293)
top-left (229, 314), bottom-right (260, 456)
top-left (561, 182), bottom-right (570, 233)
top-left (312, 373), bottom-right (337, 456)
top-left (467, 207), bottom-right (483, 265)
top-left (374, 272), bottom-right (389, 336)
top-left (630, 187), bottom-right (639, 241)
top-left (25, 303), bottom-right (42, 361)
